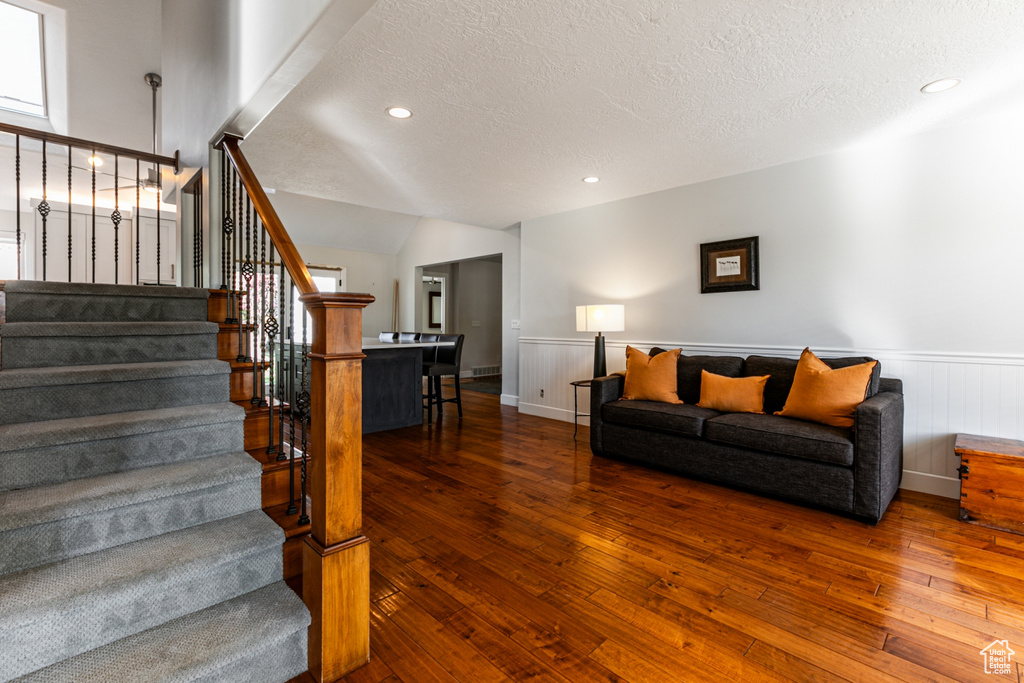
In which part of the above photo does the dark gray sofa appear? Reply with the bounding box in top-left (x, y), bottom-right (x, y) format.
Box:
top-left (589, 351), bottom-right (904, 523)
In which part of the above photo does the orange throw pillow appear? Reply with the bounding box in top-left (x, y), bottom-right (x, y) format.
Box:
top-left (775, 348), bottom-right (878, 428)
top-left (622, 346), bottom-right (683, 404)
top-left (696, 370), bottom-right (768, 414)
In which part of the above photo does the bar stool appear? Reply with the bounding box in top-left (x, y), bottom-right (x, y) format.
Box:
top-left (398, 332), bottom-right (419, 342)
top-left (378, 332), bottom-right (397, 342)
top-left (423, 333), bottom-right (464, 422)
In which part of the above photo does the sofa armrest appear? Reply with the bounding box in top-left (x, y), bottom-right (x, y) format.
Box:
top-left (589, 374), bottom-right (624, 456)
top-left (853, 391), bottom-right (904, 522)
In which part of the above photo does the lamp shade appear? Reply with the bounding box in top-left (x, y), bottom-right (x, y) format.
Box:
top-left (576, 304), bottom-right (625, 333)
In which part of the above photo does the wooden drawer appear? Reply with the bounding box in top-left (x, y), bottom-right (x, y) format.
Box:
top-left (955, 433), bottom-right (1024, 535)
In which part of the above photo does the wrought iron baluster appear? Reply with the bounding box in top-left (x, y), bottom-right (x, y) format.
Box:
top-left (67, 146), bottom-right (72, 282)
top-left (240, 191), bottom-right (253, 364)
top-left (226, 168), bottom-right (238, 324)
top-left (135, 160), bottom-right (141, 284)
top-left (266, 240), bottom-right (280, 457)
top-left (193, 176), bottom-right (202, 287)
top-left (15, 135), bottom-right (20, 279)
top-left (112, 155), bottom-right (121, 284)
top-left (156, 163), bottom-right (161, 285)
top-left (287, 279), bottom-right (298, 515)
top-left (298, 298), bottom-right (310, 526)
top-left (252, 217), bottom-right (266, 406)
top-left (91, 148), bottom-right (96, 283)
top-left (220, 150), bottom-right (229, 289)
top-left (39, 142), bottom-right (50, 281)
top-left (236, 175), bottom-right (246, 359)
top-left (276, 255), bottom-right (288, 464)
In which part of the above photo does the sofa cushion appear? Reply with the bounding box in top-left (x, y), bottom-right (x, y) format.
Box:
top-left (602, 399), bottom-right (720, 438)
top-left (652, 349), bottom-right (745, 404)
top-left (745, 354), bottom-right (881, 414)
top-left (775, 348), bottom-right (878, 429)
top-left (623, 346), bottom-right (683, 403)
top-left (696, 370), bottom-right (768, 414)
top-left (704, 413), bottom-right (855, 466)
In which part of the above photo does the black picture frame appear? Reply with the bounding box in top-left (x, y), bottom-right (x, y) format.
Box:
top-left (428, 291), bottom-right (442, 328)
top-left (700, 236), bottom-right (759, 293)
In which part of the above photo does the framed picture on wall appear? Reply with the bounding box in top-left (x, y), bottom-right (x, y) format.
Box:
top-left (428, 291), bottom-right (442, 328)
top-left (700, 236), bottom-right (759, 293)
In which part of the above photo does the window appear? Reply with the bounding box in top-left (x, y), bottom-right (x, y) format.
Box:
top-left (292, 274), bottom-right (338, 340)
top-left (0, 238), bottom-right (19, 279)
top-left (0, 0), bottom-right (66, 133)
top-left (0, 1), bottom-right (46, 118)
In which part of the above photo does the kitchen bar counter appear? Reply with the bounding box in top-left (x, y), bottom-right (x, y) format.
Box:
top-left (361, 338), bottom-right (453, 433)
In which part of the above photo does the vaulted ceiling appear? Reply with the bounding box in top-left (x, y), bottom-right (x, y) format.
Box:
top-left (243, 0), bottom-right (1024, 231)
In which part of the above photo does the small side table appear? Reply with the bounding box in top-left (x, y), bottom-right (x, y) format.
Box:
top-left (955, 433), bottom-right (1024, 535)
top-left (570, 379), bottom-right (592, 439)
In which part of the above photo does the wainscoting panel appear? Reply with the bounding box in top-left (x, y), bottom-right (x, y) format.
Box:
top-left (519, 338), bottom-right (1024, 499)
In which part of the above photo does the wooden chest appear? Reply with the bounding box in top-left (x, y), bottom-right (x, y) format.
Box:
top-left (955, 433), bottom-right (1024, 535)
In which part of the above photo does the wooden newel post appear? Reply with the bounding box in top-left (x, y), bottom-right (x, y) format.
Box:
top-left (300, 290), bottom-right (375, 682)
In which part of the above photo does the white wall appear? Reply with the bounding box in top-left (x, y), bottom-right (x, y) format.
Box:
top-left (161, 0), bottom-right (330, 168)
top-left (0, 0), bottom-right (160, 149)
top-left (294, 243), bottom-right (396, 337)
top-left (453, 259), bottom-right (503, 375)
top-left (519, 106), bottom-right (1024, 498)
top-left (397, 218), bottom-right (521, 405)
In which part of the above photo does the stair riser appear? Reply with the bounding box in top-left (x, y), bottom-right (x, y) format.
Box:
top-left (5, 293), bottom-right (208, 323)
top-left (262, 466), bottom-right (302, 508)
top-left (0, 334), bottom-right (218, 369)
top-left (0, 478), bottom-right (261, 574)
top-left (0, 540), bottom-right (283, 680)
top-left (0, 422), bottom-right (244, 492)
top-left (14, 581), bottom-right (310, 683)
top-left (244, 411), bottom-right (276, 450)
top-left (0, 375), bottom-right (229, 425)
top-left (230, 367), bottom-right (267, 402)
top-left (193, 628), bottom-right (308, 683)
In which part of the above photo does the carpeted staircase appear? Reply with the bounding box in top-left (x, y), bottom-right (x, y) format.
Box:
top-left (0, 280), bottom-right (309, 682)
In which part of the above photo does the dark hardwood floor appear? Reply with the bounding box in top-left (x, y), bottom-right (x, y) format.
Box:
top-left (296, 389), bottom-right (1024, 682)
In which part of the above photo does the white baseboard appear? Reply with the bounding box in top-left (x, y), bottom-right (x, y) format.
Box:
top-left (900, 470), bottom-right (960, 499)
top-left (500, 394), bottom-right (519, 407)
top-left (518, 402), bottom-right (589, 425)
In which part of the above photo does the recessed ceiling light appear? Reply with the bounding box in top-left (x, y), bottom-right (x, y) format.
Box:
top-left (87, 155), bottom-right (103, 167)
top-left (582, 176), bottom-right (599, 183)
top-left (920, 78), bottom-right (961, 94)
top-left (386, 106), bottom-right (413, 119)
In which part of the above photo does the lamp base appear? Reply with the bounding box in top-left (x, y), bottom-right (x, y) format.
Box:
top-left (593, 333), bottom-right (606, 378)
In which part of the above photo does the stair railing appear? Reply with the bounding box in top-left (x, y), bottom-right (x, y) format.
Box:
top-left (216, 133), bottom-right (373, 682)
top-left (0, 122), bottom-right (184, 285)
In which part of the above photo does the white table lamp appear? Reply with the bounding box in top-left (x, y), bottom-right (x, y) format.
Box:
top-left (576, 304), bottom-right (625, 377)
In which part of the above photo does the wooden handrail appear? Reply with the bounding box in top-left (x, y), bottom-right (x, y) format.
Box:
top-left (0, 121), bottom-right (179, 173)
top-left (215, 134), bottom-right (316, 295)
top-left (217, 132), bottom-right (374, 681)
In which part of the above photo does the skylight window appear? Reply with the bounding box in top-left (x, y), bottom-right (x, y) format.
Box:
top-left (0, 1), bottom-right (46, 117)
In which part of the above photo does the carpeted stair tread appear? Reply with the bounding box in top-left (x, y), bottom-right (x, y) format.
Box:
top-left (0, 403), bottom-right (245, 492)
top-left (0, 359), bottom-right (229, 390)
top-left (12, 581), bottom-right (310, 683)
top-left (0, 510), bottom-right (284, 680)
top-left (1, 281), bottom-right (210, 299)
top-left (0, 451), bottom-right (258, 533)
top-left (0, 322), bottom-right (221, 369)
top-left (3, 281), bottom-right (209, 323)
top-left (0, 321), bottom-right (219, 337)
top-left (0, 453), bottom-right (263, 574)
top-left (0, 403), bottom-right (243, 454)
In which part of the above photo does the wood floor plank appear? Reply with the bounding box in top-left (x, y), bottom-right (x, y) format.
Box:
top-left (743, 640), bottom-right (851, 683)
top-left (442, 607), bottom-right (571, 682)
top-left (376, 594), bottom-right (512, 683)
top-left (323, 391), bottom-right (1024, 683)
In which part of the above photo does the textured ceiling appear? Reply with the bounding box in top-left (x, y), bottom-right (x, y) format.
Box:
top-left (242, 0), bottom-right (1024, 230)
